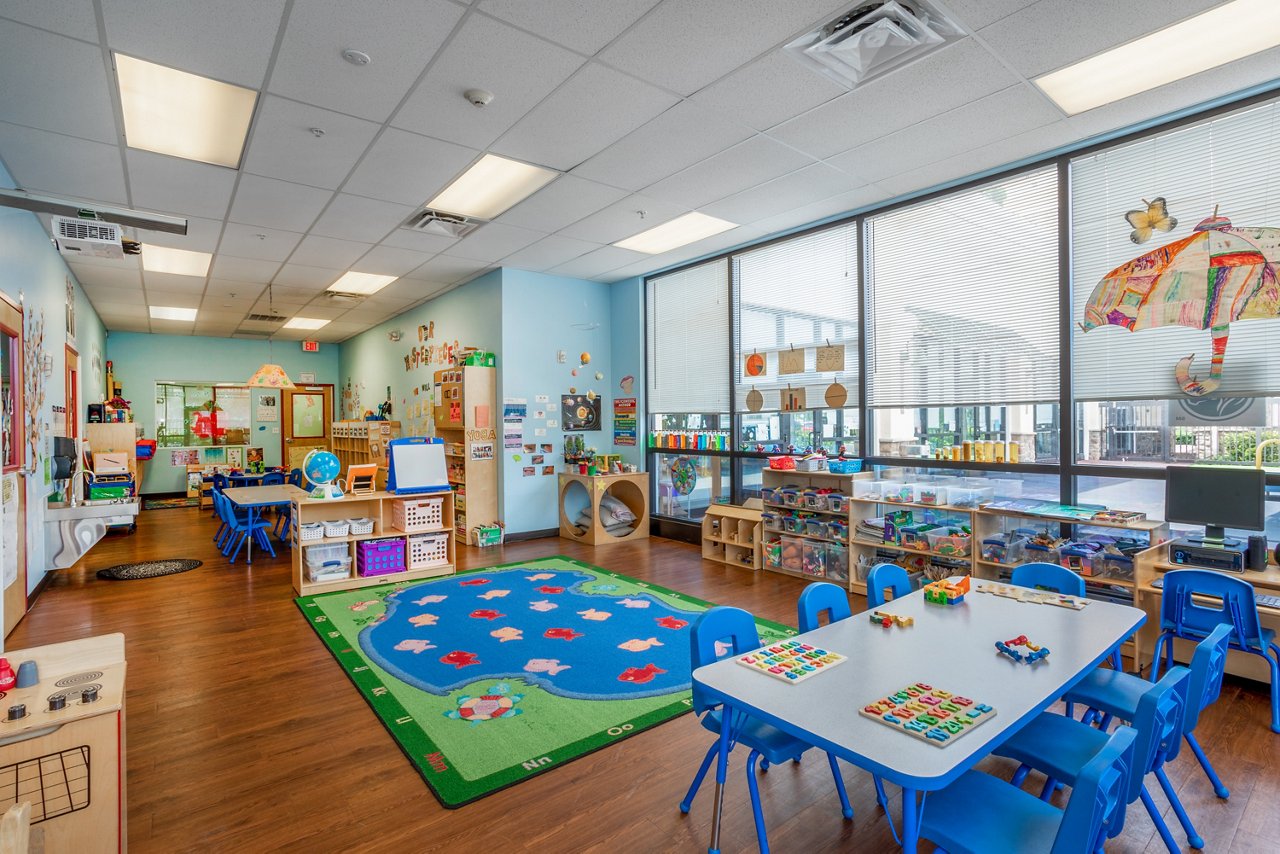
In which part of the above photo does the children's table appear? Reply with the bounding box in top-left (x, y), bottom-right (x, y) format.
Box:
top-left (223, 485), bottom-right (308, 561)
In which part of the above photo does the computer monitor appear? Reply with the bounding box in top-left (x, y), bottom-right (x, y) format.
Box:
top-left (1164, 465), bottom-right (1265, 544)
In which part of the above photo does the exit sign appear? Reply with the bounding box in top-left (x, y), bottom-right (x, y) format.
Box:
top-left (302, 340), bottom-right (319, 352)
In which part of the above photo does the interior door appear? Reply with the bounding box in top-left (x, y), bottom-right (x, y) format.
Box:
top-left (65, 346), bottom-right (79, 439)
top-left (1, 294), bottom-right (27, 637)
top-left (281, 385), bottom-right (333, 471)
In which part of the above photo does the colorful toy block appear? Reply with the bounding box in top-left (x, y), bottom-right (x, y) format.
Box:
top-left (859, 682), bottom-right (997, 747)
top-left (868, 609), bottom-right (914, 628)
top-left (923, 575), bottom-right (970, 606)
top-left (737, 640), bottom-right (847, 684)
top-left (995, 634), bottom-right (1051, 664)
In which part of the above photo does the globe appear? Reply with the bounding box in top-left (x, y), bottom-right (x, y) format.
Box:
top-left (302, 449), bottom-right (344, 500)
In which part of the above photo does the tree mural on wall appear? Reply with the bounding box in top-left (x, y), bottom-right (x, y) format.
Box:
top-left (22, 306), bottom-right (46, 470)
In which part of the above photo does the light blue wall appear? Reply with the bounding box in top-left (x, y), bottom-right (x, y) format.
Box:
top-left (106, 332), bottom-right (339, 493)
top-left (499, 269), bottom-right (614, 534)
top-left (0, 164), bottom-right (108, 594)
top-left (609, 277), bottom-right (645, 468)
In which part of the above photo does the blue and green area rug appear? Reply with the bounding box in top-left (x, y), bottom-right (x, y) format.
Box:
top-left (296, 555), bottom-right (794, 807)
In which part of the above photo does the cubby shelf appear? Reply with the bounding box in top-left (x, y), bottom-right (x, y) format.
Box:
top-left (701, 505), bottom-right (763, 571)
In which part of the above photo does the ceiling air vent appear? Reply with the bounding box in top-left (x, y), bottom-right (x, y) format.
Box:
top-left (401, 208), bottom-right (480, 239)
top-left (244, 313), bottom-right (286, 323)
top-left (783, 1), bottom-right (963, 89)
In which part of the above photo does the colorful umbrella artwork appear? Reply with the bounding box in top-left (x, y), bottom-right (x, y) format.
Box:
top-left (1080, 210), bottom-right (1280, 396)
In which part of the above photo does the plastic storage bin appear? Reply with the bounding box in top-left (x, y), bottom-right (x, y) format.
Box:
top-left (782, 515), bottom-right (806, 534)
top-left (393, 496), bottom-right (447, 532)
top-left (298, 522), bottom-right (325, 543)
top-left (853, 480), bottom-right (886, 500)
top-left (881, 482), bottom-right (919, 504)
top-left (900, 523), bottom-right (940, 551)
top-left (323, 519), bottom-right (351, 538)
top-left (946, 486), bottom-right (994, 508)
top-left (805, 518), bottom-right (828, 538)
top-left (356, 537), bottom-right (406, 577)
top-left (825, 543), bottom-right (849, 582)
top-left (348, 517), bottom-right (375, 536)
top-left (795, 457), bottom-right (827, 472)
top-left (916, 484), bottom-right (948, 506)
top-left (1024, 542), bottom-right (1060, 563)
top-left (760, 487), bottom-right (779, 505)
top-left (305, 542), bottom-right (351, 582)
top-left (826, 493), bottom-right (848, 513)
top-left (980, 535), bottom-right (1028, 565)
top-left (407, 532), bottom-right (450, 569)
top-left (762, 512), bottom-right (785, 533)
top-left (763, 537), bottom-right (782, 569)
top-left (1060, 541), bottom-right (1106, 576)
top-left (779, 488), bottom-right (802, 508)
top-left (826, 459), bottom-right (862, 474)
top-left (767, 456), bottom-right (797, 470)
top-left (1096, 552), bottom-right (1135, 581)
top-left (802, 541), bottom-right (828, 577)
top-left (827, 520), bottom-right (849, 543)
top-left (926, 527), bottom-right (972, 556)
top-left (802, 490), bottom-right (828, 511)
top-left (779, 535), bottom-right (804, 572)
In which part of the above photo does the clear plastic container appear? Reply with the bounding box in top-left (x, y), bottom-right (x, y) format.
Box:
top-left (763, 537), bottom-right (783, 569)
top-left (853, 480), bottom-right (886, 500)
top-left (1096, 553), bottom-right (1135, 581)
top-left (880, 482), bottom-right (919, 504)
top-left (780, 535), bottom-right (804, 571)
top-left (926, 527), bottom-right (972, 556)
top-left (782, 515), bottom-right (806, 534)
top-left (760, 486), bottom-right (778, 505)
top-left (305, 542), bottom-right (349, 565)
top-left (802, 490), bottom-right (828, 511)
top-left (805, 517), bottom-right (829, 538)
top-left (827, 520), bottom-right (849, 543)
top-left (900, 523), bottom-right (939, 551)
top-left (916, 484), bottom-right (948, 506)
top-left (1024, 542), bottom-right (1059, 563)
top-left (988, 478), bottom-right (1023, 499)
top-left (946, 485), bottom-right (994, 508)
top-left (780, 488), bottom-right (802, 508)
top-left (802, 541), bottom-right (828, 576)
top-left (981, 535), bottom-right (1027, 565)
top-left (825, 543), bottom-right (849, 582)
top-left (826, 493), bottom-right (848, 513)
top-left (762, 512), bottom-right (784, 533)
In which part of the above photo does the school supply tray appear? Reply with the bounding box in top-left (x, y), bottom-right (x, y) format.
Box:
top-left (298, 522), bottom-right (325, 543)
top-left (407, 532), bottom-right (451, 569)
top-left (348, 517), bottom-right (375, 536)
top-left (860, 682), bottom-right (996, 747)
top-left (737, 640), bottom-right (846, 683)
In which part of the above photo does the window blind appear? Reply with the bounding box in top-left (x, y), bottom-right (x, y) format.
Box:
top-left (733, 223), bottom-right (859, 411)
top-left (646, 258), bottom-right (730, 413)
top-left (1071, 97), bottom-right (1280, 401)
top-left (867, 166), bottom-right (1060, 408)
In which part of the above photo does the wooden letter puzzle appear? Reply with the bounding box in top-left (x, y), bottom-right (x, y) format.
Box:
top-left (859, 682), bottom-right (997, 747)
top-left (737, 640), bottom-right (846, 683)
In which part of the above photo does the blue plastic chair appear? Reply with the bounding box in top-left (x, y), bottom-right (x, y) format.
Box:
top-left (920, 724), bottom-right (1137, 854)
top-left (797, 583), bottom-right (893, 829)
top-left (261, 471), bottom-right (285, 486)
top-left (1068, 625), bottom-right (1233, 803)
top-left (216, 491), bottom-right (273, 564)
top-left (865, 563), bottom-right (912, 609)
top-left (211, 472), bottom-right (229, 516)
top-left (997, 667), bottom-right (1194, 852)
top-left (681, 607), bottom-right (853, 853)
top-left (1151, 568), bottom-right (1280, 733)
top-left (287, 468), bottom-right (304, 488)
top-left (1012, 563), bottom-right (1123, 674)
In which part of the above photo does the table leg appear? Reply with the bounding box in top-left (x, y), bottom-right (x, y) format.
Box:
top-left (246, 506), bottom-right (256, 562)
top-left (902, 787), bottom-right (919, 853)
top-left (708, 706), bottom-right (733, 854)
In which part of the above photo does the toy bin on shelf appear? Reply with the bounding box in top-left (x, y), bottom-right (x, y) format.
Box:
top-left (1096, 553), bottom-right (1135, 581)
top-left (916, 484), bottom-right (949, 506)
top-left (926, 527), bottom-right (972, 557)
top-left (825, 543), bottom-right (849, 582)
top-left (348, 517), bottom-right (376, 536)
top-left (826, 459), bottom-right (862, 474)
top-left (853, 480), bottom-right (887, 500)
top-left (763, 537), bottom-right (783, 570)
top-left (826, 493), bottom-right (848, 513)
top-left (980, 535), bottom-right (1027, 565)
top-left (298, 523), bottom-right (325, 543)
top-left (779, 535), bottom-right (804, 572)
top-left (946, 486), bottom-right (994, 508)
top-left (767, 456), bottom-right (796, 471)
top-left (805, 517), bottom-right (828, 538)
top-left (779, 487), bottom-right (802, 507)
top-left (760, 487), bottom-right (778, 504)
top-left (392, 496), bottom-right (447, 532)
top-left (305, 542), bottom-right (351, 583)
top-left (357, 538), bottom-right (407, 577)
top-left (802, 540), bottom-right (827, 577)
top-left (802, 490), bottom-right (828, 511)
top-left (881, 482), bottom-right (919, 504)
top-left (407, 532), bottom-right (451, 569)
top-left (795, 457), bottom-right (826, 472)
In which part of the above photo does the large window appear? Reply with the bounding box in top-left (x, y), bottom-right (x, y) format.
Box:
top-left (156, 383), bottom-right (250, 447)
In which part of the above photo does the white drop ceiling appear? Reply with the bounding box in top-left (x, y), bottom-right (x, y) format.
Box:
top-left (1, 0), bottom-right (1276, 342)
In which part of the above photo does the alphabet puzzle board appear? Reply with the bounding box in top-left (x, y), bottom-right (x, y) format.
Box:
top-left (737, 639), bottom-right (846, 683)
top-left (859, 683), bottom-right (997, 747)
top-left (973, 582), bottom-right (1089, 610)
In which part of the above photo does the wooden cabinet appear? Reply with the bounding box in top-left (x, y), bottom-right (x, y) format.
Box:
top-left (701, 504), bottom-right (761, 570)
top-left (330, 420), bottom-right (400, 488)
top-left (558, 471), bottom-right (649, 545)
top-left (290, 490), bottom-right (455, 596)
top-left (433, 367), bottom-right (497, 544)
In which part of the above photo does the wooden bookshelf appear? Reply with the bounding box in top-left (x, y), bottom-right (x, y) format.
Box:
top-left (330, 420), bottom-right (400, 488)
top-left (434, 366), bottom-right (497, 544)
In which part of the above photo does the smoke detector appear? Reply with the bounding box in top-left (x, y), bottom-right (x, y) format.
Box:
top-left (51, 215), bottom-right (125, 259)
top-left (401, 208), bottom-right (480, 239)
top-left (783, 1), bottom-right (963, 89)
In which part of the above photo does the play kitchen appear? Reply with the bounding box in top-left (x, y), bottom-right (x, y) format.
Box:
top-left (0, 634), bottom-right (126, 850)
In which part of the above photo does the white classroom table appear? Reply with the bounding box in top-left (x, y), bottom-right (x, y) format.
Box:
top-left (222, 484), bottom-right (308, 561)
top-left (692, 583), bottom-right (1145, 853)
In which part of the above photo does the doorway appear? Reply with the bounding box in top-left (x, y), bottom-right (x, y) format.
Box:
top-left (65, 346), bottom-right (79, 439)
top-left (1, 294), bottom-right (27, 636)
top-left (281, 384), bottom-right (333, 471)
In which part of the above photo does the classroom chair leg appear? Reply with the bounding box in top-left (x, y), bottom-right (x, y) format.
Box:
top-left (1266, 646), bottom-right (1280, 734)
top-left (745, 750), bottom-right (770, 854)
top-left (228, 533), bottom-right (247, 564)
top-left (1155, 766), bottom-right (1204, 848)
top-left (1010, 763), bottom-right (1032, 787)
top-left (826, 753), bottom-right (853, 820)
top-left (1038, 776), bottom-right (1059, 802)
top-left (1140, 784), bottom-right (1182, 854)
top-left (681, 744), bottom-right (717, 814)
top-left (1185, 733), bottom-right (1229, 799)
top-left (1150, 633), bottom-right (1171, 682)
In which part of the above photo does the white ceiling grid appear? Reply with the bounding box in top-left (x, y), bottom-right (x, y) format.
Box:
top-left (0, 0), bottom-right (1274, 341)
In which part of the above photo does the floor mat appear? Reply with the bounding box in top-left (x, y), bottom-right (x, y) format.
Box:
top-left (96, 559), bottom-right (203, 580)
top-left (142, 496), bottom-right (199, 510)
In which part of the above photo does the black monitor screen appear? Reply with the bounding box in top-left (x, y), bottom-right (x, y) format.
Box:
top-left (1164, 465), bottom-right (1265, 535)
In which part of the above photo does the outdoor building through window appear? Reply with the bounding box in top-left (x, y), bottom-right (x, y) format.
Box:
top-left (155, 383), bottom-right (250, 447)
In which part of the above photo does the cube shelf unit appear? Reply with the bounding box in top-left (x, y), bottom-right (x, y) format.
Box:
top-left (760, 469), bottom-right (866, 585)
top-left (290, 490), bottom-right (455, 596)
top-left (701, 504), bottom-right (762, 571)
top-left (434, 366), bottom-right (498, 544)
top-left (330, 420), bottom-right (400, 488)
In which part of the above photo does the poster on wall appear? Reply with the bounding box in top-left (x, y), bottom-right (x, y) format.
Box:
top-left (562, 393), bottom-right (601, 432)
top-left (2, 475), bottom-right (18, 588)
top-left (227, 447), bottom-right (244, 469)
top-left (256, 395), bottom-right (278, 422)
top-left (247, 447), bottom-right (265, 474)
top-left (816, 344), bottom-right (845, 373)
top-left (613, 397), bottom-right (637, 446)
top-left (170, 449), bottom-right (200, 466)
top-left (469, 442), bottom-right (495, 462)
top-left (503, 399), bottom-right (527, 419)
top-left (204, 447), bottom-right (226, 464)
top-left (503, 417), bottom-right (523, 450)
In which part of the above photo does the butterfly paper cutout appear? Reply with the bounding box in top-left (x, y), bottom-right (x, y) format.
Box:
top-left (1125, 197), bottom-right (1177, 244)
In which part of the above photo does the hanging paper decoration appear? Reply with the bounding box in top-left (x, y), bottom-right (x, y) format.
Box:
top-left (778, 347), bottom-right (804, 376)
top-left (246, 363), bottom-right (295, 389)
top-left (670, 457), bottom-right (697, 496)
top-left (1081, 209), bottom-right (1280, 396)
top-left (815, 343), bottom-right (845, 372)
top-left (1124, 197), bottom-right (1177, 245)
top-left (745, 388), bottom-right (764, 412)
top-left (744, 351), bottom-right (766, 377)
top-left (824, 382), bottom-right (849, 408)
top-left (782, 386), bottom-right (806, 412)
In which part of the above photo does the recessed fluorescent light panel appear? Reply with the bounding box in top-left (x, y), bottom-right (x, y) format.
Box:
top-left (283, 317), bottom-right (330, 330)
top-left (142, 245), bottom-right (212, 277)
top-left (115, 53), bottom-right (258, 168)
top-left (427, 154), bottom-right (558, 220)
top-left (614, 212), bottom-right (738, 254)
top-left (326, 271), bottom-right (397, 295)
top-left (1035, 0), bottom-right (1280, 115)
top-left (149, 306), bottom-right (198, 321)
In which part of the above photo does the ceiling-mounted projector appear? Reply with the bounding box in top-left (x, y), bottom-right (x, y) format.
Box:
top-left (51, 215), bottom-right (125, 260)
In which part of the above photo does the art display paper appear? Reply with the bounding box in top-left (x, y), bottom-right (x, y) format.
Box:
top-left (816, 344), bottom-right (845, 373)
top-left (778, 347), bottom-right (804, 375)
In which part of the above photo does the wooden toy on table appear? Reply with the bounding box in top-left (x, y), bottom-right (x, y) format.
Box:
top-left (974, 582), bottom-right (1089, 610)
top-left (736, 640), bottom-right (846, 683)
top-left (868, 610), bottom-right (914, 628)
top-left (923, 575), bottom-right (970, 605)
top-left (995, 634), bottom-right (1051, 664)
top-left (860, 682), bottom-right (997, 746)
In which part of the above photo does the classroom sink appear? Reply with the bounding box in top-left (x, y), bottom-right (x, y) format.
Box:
top-left (44, 499), bottom-right (139, 569)
top-left (45, 498), bottom-right (140, 520)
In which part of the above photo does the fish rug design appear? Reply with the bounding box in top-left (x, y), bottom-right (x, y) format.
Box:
top-left (296, 555), bottom-right (793, 807)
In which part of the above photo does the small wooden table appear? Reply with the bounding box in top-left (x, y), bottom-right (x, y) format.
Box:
top-left (558, 471), bottom-right (649, 545)
top-left (223, 485), bottom-right (308, 561)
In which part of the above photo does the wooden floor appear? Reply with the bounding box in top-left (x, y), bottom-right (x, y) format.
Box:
top-left (9, 507), bottom-right (1280, 853)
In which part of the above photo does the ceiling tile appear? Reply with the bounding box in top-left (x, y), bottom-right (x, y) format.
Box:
top-left (547, 245), bottom-right (647, 279)
top-left (101, 0), bottom-right (286, 88)
top-left (406, 254), bottom-right (492, 285)
top-left (943, 0), bottom-right (1039, 31)
top-left (124, 150), bottom-right (237, 219)
top-left (142, 270), bottom-right (207, 293)
top-left (0, 122), bottom-right (127, 203)
top-left (352, 244), bottom-right (435, 277)
top-left (209, 255), bottom-right (281, 282)
top-left (0, 23), bottom-right (117, 142)
top-left (700, 162), bottom-right (862, 224)
top-left (148, 318), bottom-right (197, 335)
top-left (477, 0), bottom-right (661, 55)
top-left (271, 263), bottom-right (343, 288)
top-left (193, 322), bottom-right (238, 337)
top-left (392, 15), bottom-right (585, 150)
top-left (227, 174), bottom-right (333, 232)
top-left (499, 234), bottom-right (600, 272)
top-left (68, 263), bottom-right (141, 290)
top-left (690, 50), bottom-right (848, 132)
top-left (0, 0), bottom-right (99, 42)
top-left (977, 0), bottom-right (1221, 79)
top-left (491, 62), bottom-right (678, 171)
top-left (377, 228), bottom-right (460, 255)
top-left (445, 222), bottom-right (544, 262)
top-left (343, 128), bottom-right (478, 206)
top-left (556, 193), bottom-right (688, 244)
top-left (367, 278), bottom-right (435, 302)
top-left (571, 100), bottom-right (755, 191)
top-left (204, 280), bottom-right (265, 301)
top-left (267, 0), bottom-right (464, 122)
top-left (767, 38), bottom-right (1018, 159)
top-left (244, 96), bottom-right (380, 190)
top-left (311, 193), bottom-right (414, 243)
top-left (643, 135), bottom-right (815, 209)
top-left (288, 234), bottom-right (373, 268)
top-left (263, 284), bottom-right (324, 304)
top-left (143, 289), bottom-right (202, 308)
top-left (102, 317), bottom-right (151, 333)
top-left (280, 302), bottom-right (346, 320)
top-left (496, 175), bottom-right (627, 233)
top-left (826, 85), bottom-right (1061, 184)
top-left (598, 0), bottom-right (849, 96)
top-left (334, 307), bottom-right (394, 324)
top-left (746, 184), bottom-right (891, 236)
top-left (136, 215), bottom-right (224, 254)
top-left (218, 223), bottom-right (302, 261)
top-left (82, 284), bottom-right (145, 307)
